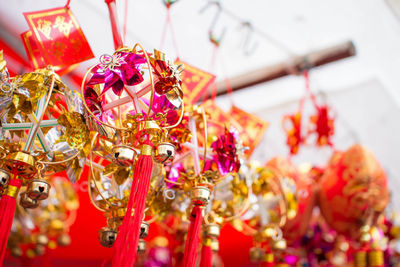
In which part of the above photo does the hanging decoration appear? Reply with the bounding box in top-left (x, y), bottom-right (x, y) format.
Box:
top-left (229, 105), bottom-right (268, 158)
top-left (174, 59), bottom-right (216, 105)
top-left (282, 70), bottom-right (336, 155)
top-left (22, 3), bottom-right (94, 73)
top-left (7, 176), bottom-right (79, 258)
top-left (0, 51), bottom-right (87, 265)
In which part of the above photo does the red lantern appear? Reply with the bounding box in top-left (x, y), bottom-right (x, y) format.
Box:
top-left (318, 144), bottom-right (389, 240)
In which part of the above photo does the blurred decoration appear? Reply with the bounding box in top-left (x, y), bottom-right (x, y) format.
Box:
top-left (283, 70), bottom-right (335, 155)
top-left (319, 144), bottom-right (390, 239)
top-left (8, 176), bottom-right (79, 258)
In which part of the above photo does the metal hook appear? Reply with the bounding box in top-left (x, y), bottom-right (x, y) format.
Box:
top-left (162, 0), bottom-right (179, 8)
top-left (240, 21), bottom-right (258, 56)
top-left (200, 1), bottom-right (227, 46)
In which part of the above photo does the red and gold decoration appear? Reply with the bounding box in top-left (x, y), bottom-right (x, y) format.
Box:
top-left (319, 144), bottom-right (389, 239)
top-left (22, 4), bottom-right (94, 73)
top-left (282, 70), bottom-right (336, 155)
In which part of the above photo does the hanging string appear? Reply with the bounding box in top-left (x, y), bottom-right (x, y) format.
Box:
top-left (123, 0), bottom-right (129, 43)
top-left (65, 0), bottom-right (71, 8)
top-left (159, 5), bottom-right (180, 59)
top-left (303, 70), bottom-right (319, 109)
top-left (201, 44), bottom-right (218, 102)
top-left (160, 8), bottom-right (170, 50)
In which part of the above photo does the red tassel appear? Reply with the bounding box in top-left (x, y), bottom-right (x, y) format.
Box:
top-left (200, 242), bottom-right (213, 267)
top-left (0, 176), bottom-right (21, 265)
top-left (112, 146), bottom-right (153, 267)
top-left (182, 205), bottom-right (203, 267)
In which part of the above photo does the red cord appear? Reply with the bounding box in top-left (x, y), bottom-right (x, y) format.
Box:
top-left (123, 0), bottom-right (129, 43)
top-left (0, 176), bottom-right (21, 264)
top-left (159, 6), bottom-right (180, 58)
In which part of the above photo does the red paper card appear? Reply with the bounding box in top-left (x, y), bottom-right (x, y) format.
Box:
top-left (23, 7), bottom-right (94, 72)
top-left (175, 59), bottom-right (215, 104)
top-left (21, 30), bottom-right (47, 69)
top-left (229, 105), bottom-right (269, 158)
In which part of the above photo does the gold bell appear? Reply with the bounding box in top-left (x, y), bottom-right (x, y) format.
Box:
top-left (273, 239), bottom-right (287, 251)
top-left (5, 152), bottom-right (36, 179)
top-left (112, 145), bottom-right (137, 166)
top-left (204, 224), bottom-right (220, 238)
top-left (27, 179), bottom-right (50, 200)
top-left (57, 233), bottom-right (71, 247)
top-left (19, 192), bottom-right (39, 209)
top-left (249, 247), bottom-right (264, 262)
top-left (154, 142), bottom-right (176, 164)
top-left (0, 168), bottom-right (10, 188)
top-left (137, 239), bottom-right (146, 253)
top-left (10, 246), bottom-right (22, 257)
top-left (140, 221), bottom-right (150, 239)
top-left (98, 227), bottom-right (118, 248)
top-left (191, 186), bottom-right (211, 205)
top-left (36, 234), bottom-right (49, 246)
top-left (34, 244), bottom-right (45, 256)
top-left (210, 239), bottom-right (219, 252)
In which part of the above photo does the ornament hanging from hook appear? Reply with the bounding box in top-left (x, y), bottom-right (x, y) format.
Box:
top-left (200, 0), bottom-right (227, 47)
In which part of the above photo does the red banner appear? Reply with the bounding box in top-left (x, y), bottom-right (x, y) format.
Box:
top-left (23, 7), bottom-right (94, 73)
top-left (229, 106), bottom-right (268, 157)
top-left (175, 59), bottom-right (215, 104)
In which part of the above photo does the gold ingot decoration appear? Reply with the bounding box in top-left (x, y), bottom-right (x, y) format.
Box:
top-left (111, 145), bottom-right (137, 166)
top-left (154, 142), bottom-right (176, 164)
top-left (5, 152), bottom-right (36, 179)
top-left (191, 186), bottom-right (210, 206)
top-left (140, 221), bottom-right (150, 239)
top-left (204, 224), bottom-right (220, 238)
top-left (137, 120), bottom-right (162, 137)
top-left (27, 179), bottom-right (51, 200)
top-left (249, 247), bottom-right (264, 262)
top-left (0, 168), bottom-right (10, 188)
top-left (19, 192), bottom-right (39, 209)
top-left (137, 239), bottom-right (146, 253)
top-left (98, 227), bottom-right (118, 248)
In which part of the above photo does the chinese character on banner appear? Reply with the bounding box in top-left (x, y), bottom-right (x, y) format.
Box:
top-left (175, 59), bottom-right (215, 104)
top-left (23, 7), bottom-right (94, 74)
top-left (229, 105), bottom-right (269, 158)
